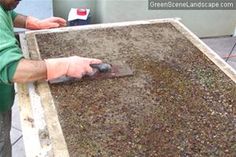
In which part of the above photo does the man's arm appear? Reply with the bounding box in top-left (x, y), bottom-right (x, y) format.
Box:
top-left (12, 59), bottom-right (47, 83)
top-left (12, 57), bottom-right (102, 83)
top-left (13, 14), bottom-right (27, 28)
top-left (13, 14), bottom-right (67, 29)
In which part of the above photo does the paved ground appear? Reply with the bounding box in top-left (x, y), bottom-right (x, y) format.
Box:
top-left (202, 36), bottom-right (236, 69)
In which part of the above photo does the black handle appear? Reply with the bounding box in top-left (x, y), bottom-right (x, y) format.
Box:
top-left (90, 63), bottom-right (112, 73)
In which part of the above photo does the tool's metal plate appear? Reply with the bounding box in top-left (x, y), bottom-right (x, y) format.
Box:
top-left (49, 61), bottom-right (133, 84)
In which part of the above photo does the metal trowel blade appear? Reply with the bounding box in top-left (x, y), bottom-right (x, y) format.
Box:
top-left (49, 61), bottom-right (133, 84)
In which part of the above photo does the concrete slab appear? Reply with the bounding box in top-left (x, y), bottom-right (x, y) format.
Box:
top-left (227, 60), bottom-right (236, 70)
top-left (227, 51), bottom-right (236, 62)
top-left (201, 37), bottom-right (236, 71)
top-left (12, 137), bottom-right (26, 157)
top-left (11, 128), bottom-right (22, 145)
top-left (12, 98), bottom-right (22, 131)
top-left (11, 95), bottom-right (25, 157)
top-left (201, 37), bottom-right (236, 59)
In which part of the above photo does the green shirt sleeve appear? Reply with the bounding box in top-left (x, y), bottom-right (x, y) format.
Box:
top-left (10, 10), bottom-right (18, 21)
top-left (0, 6), bottom-right (23, 84)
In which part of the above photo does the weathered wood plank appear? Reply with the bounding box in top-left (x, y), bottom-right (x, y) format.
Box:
top-left (25, 33), bottom-right (70, 157)
top-left (17, 33), bottom-right (48, 157)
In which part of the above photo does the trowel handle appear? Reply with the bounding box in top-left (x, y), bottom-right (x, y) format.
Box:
top-left (90, 63), bottom-right (112, 73)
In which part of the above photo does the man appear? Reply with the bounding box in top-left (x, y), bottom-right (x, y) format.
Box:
top-left (0, 0), bottom-right (102, 156)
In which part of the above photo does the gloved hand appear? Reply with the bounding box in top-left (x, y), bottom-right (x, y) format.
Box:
top-left (26, 16), bottom-right (67, 30)
top-left (44, 56), bottom-right (102, 80)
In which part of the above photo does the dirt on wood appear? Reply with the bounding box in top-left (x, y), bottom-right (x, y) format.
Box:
top-left (35, 23), bottom-right (236, 157)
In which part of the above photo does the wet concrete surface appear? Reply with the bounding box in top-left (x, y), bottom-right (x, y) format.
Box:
top-left (35, 23), bottom-right (236, 156)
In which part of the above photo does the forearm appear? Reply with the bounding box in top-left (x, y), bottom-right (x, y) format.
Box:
top-left (13, 14), bottom-right (27, 28)
top-left (12, 56), bottom-right (102, 83)
top-left (13, 59), bottom-right (47, 83)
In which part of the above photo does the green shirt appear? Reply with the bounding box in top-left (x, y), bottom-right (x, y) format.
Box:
top-left (0, 5), bottom-right (23, 112)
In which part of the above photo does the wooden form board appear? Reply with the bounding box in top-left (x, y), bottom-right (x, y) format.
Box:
top-left (17, 19), bottom-right (236, 157)
top-left (17, 34), bottom-right (69, 157)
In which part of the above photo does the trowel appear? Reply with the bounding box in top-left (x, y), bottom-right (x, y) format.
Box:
top-left (49, 61), bottom-right (133, 84)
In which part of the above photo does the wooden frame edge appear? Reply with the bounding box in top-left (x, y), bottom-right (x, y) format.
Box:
top-left (25, 18), bottom-right (181, 35)
top-left (19, 33), bottom-right (69, 157)
top-left (17, 33), bottom-right (51, 156)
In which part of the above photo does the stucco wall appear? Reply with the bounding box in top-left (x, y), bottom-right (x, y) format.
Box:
top-left (53, 0), bottom-right (236, 37)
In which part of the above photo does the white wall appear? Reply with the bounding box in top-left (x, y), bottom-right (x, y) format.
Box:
top-left (16, 0), bottom-right (53, 18)
top-left (53, 0), bottom-right (236, 37)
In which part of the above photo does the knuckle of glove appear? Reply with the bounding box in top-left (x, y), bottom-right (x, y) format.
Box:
top-left (67, 56), bottom-right (91, 78)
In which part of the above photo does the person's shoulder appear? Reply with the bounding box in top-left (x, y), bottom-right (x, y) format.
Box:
top-left (0, 5), bottom-right (7, 18)
top-left (0, 5), bottom-right (4, 13)
top-left (0, 7), bottom-right (10, 30)
top-left (0, 5), bottom-right (13, 16)
top-left (0, 6), bottom-right (12, 22)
